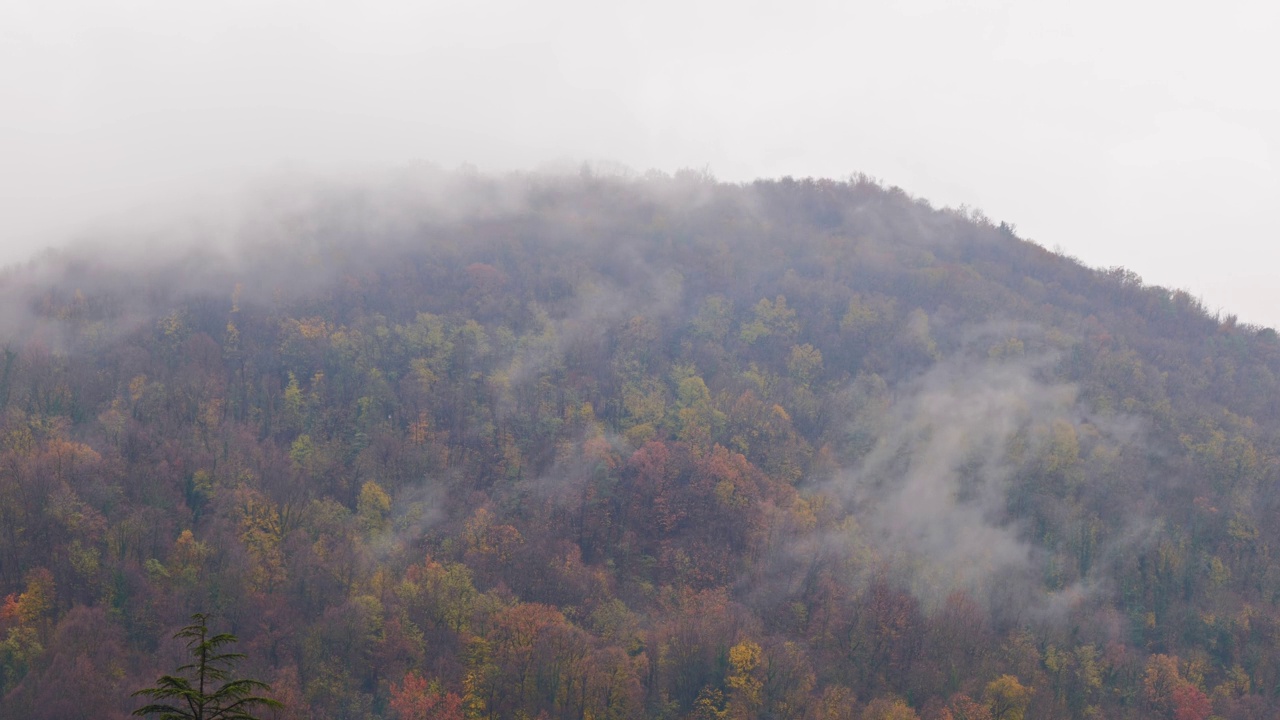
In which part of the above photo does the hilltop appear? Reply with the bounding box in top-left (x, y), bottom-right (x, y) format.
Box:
top-left (2, 169), bottom-right (1278, 720)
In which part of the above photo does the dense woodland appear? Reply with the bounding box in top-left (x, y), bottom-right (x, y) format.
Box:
top-left (3, 169), bottom-right (1280, 719)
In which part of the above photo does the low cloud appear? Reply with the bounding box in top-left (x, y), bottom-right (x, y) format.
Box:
top-left (814, 337), bottom-right (1159, 627)
top-left (830, 353), bottom-right (1071, 607)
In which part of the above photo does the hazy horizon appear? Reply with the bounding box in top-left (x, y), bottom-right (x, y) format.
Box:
top-left (4, 0), bottom-right (1277, 326)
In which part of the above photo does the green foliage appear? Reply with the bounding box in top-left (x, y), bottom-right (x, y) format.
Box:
top-left (132, 613), bottom-right (282, 720)
top-left (739, 295), bottom-right (799, 345)
top-left (0, 625), bottom-right (42, 694)
top-left (5, 171), bottom-right (1280, 719)
top-left (692, 295), bottom-right (734, 342)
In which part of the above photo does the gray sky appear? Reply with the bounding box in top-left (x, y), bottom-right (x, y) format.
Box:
top-left (3, 0), bottom-right (1278, 326)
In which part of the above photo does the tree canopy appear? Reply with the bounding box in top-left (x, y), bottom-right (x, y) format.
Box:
top-left (2, 169), bottom-right (1280, 719)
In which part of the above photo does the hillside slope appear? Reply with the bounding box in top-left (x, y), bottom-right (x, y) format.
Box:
top-left (2, 169), bottom-right (1279, 720)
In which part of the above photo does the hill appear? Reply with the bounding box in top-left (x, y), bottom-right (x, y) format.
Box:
top-left (2, 168), bottom-right (1279, 720)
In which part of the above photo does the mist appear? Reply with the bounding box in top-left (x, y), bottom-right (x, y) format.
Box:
top-left (0, 167), bottom-right (1253, 571)
top-left (822, 345), bottom-right (1158, 622)
top-left (3, 159), bottom-right (1278, 718)
top-left (832, 354), bottom-right (1069, 604)
top-left (5, 0), bottom-right (1280, 329)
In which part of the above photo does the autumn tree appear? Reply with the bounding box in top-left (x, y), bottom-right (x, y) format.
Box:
top-left (1143, 654), bottom-right (1212, 720)
top-left (861, 696), bottom-right (920, 720)
top-left (983, 675), bottom-right (1031, 720)
top-left (725, 640), bottom-right (764, 719)
top-left (389, 671), bottom-right (464, 720)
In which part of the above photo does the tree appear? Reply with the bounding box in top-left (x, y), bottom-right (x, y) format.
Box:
top-left (132, 613), bottom-right (282, 720)
top-left (984, 675), bottom-right (1031, 720)
top-left (725, 640), bottom-right (764, 718)
top-left (1170, 683), bottom-right (1211, 720)
top-left (389, 671), bottom-right (463, 720)
top-left (861, 696), bottom-right (920, 720)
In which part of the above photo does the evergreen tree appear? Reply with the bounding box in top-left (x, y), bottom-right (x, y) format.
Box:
top-left (132, 613), bottom-right (282, 720)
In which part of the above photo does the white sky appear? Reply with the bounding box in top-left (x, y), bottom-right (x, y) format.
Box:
top-left (3, 0), bottom-right (1278, 326)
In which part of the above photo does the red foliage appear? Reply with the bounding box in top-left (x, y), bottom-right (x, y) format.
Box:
top-left (1171, 683), bottom-right (1212, 720)
top-left (0, 593), bottom-right (19, 624)
top-left (628, 441), bottom-right (684, 534)
top-left (389, 671), bottom-right (464, 720)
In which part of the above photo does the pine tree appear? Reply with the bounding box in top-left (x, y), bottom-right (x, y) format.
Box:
top-left (132, 613), bottom-right (282, 720)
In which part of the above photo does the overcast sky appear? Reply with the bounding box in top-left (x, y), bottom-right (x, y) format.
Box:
top-left (3, 0), bottom-right (1278, 326)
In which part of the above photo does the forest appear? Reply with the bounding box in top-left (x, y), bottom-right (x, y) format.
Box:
top-left (3, 168), bottom-right (1280, 719)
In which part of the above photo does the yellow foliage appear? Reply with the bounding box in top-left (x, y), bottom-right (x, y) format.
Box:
top-left (988, 337), bottom-right (1025, 359)
top-left (409, 410), bottom-right (432, 446)
top-left (4, 422), bottom-right (35, 455)
top-left (224, 320), bottom-right (240, 350)
top-left (464, 507), bottom-right (495, 554)
top-left (728, 640), bottom-right (761, 682)
top-left (129, 375), bottom-right (148, 404)
top-left (861, 696), bottom-right (919, 720)
top-left (1212, 664), bottom-right (1251, 700)
top-left (984, 675), bottom-right (1031, 720)
top-left (295, 316), bottom-right (332, 341)
top-left (1208, 555), bottom-right (1232, 588)
top-left (171, 529), bottom-right (210, 577)
top-left (623, 422), bottom-right (657, 446)
top-left (786, 344), bottom-right (823, 384)
top-left (790, 495), bottom-right (818, 532)
top-left (1044, 420), bottom-right (1080, 474)
top-left (358, 480), bottom-right (392, 536)
top-left (841, 296), bottom-right (880, 334)
top-left (238, 489), bottom-right (285, 594)
top-left (15, 569), bottom-right (55, 627)
top-left (690, 686), bottom-right (729, 720)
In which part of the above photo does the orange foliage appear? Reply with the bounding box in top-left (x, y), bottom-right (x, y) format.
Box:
top-left (389, 671), bottom-right (464, 720)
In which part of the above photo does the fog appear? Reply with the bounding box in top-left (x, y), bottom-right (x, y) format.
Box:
top-left (821, 347), bottom-right (1154, 620)
top-left (4, 0), bottom-right (1279, 325)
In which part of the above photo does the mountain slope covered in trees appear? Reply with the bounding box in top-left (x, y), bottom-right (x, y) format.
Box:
top-left (2, 169), bottom-right (1280, 720)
